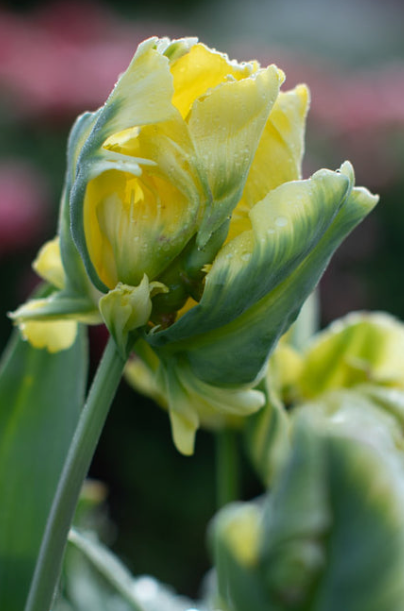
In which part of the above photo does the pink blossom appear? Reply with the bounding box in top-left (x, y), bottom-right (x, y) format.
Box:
top-left (0, 162), bottom-right (49, 256)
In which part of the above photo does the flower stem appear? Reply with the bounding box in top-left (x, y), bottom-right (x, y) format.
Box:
top-left (25, 336), bottom-right (126, 611)
top-left (215, 428), bottom-right (239, 509)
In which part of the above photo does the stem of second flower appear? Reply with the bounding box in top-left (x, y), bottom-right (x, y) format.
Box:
top-left (215, 428), bottom-right (240, 509)
top-left (25, 335), bottom-right (126, 611)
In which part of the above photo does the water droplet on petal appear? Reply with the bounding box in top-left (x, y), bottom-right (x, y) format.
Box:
top-left (275, 216), bottom-right (288, 227)
top-left (241, 252), bottom-right (251, 262)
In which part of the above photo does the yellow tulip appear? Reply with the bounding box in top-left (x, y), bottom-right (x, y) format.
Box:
top-left (12, 37), bottom-right (378, 453)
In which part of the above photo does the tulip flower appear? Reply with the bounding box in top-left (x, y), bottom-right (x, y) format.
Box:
top-left (12, 37), bottom-right (378, 454)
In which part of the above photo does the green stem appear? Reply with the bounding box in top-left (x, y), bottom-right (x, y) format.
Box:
top-left (215, 428), bottom-right (239, 509)
top-left (25, 336), bottom-right (126, 611)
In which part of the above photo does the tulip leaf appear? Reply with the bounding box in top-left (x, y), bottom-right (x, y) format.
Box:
top-left (0, 325), bottom-right (87, 611)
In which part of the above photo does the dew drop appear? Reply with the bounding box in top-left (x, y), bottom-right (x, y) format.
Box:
top-left (133, 576), bottom-right (158, 601)
top-left (275, 216), bottom-right (288, 227)
top-left (241, 252), bottom-right (251, 262)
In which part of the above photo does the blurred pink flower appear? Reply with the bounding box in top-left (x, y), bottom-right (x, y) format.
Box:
top-left (235, 43), bottom-right (404, 189)
top-left (0, 162), bottom-right (49, 256)
top-left (0, 1), bottom-right (178, 120)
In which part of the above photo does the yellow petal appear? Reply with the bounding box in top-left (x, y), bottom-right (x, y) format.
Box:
top-left (101, 38), bottom-right (177, 139)
top-left (170, 43), bottom-right (259, 119)
top-left (33, 237), bottom-right (66, 290)
top-left (228, 85), bottom-right (310, 242)
top-left (188, 65), bottom-right (283, 244)
top-left (85, 112), bottom-right (204, 289)
top-left (299, 312), bottom-right (404, 398)
top-left (20, 320), bottom-right (78, 353)
top-left (83, 162), bottom-right (199, 288)
top-left (218, 504), bottom-right (262, 568)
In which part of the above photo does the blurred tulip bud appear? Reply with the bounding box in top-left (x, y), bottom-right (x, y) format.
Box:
top-left (212, 403), bottom-right (404, 611)
top-left (245, 311), bottom-right (404, 486)
top-left (297, 311), bottom-right (404, 398)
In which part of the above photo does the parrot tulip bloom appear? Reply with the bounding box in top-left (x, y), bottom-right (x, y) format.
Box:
top-left (12, 37), bottom-right (378, 453)
top-left (71, 38), bottom-right (290, 301)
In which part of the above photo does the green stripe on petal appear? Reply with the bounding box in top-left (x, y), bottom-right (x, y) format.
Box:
top-left (233, 84), bottom-right (309, 231)
top-left (149, 165), bottom-right (377, 386)
top-left (93, 37), bottom-right (178, 144)
top-left (299, 312), bottom-right (404, 399)
top-left (149, 166), bottom-right (351, 349)
top-left (189, 65), bottom-right (284, 246)
top-left (60, 110), bottom-right (101, 296)
top-left (159, 358), bottom-right (265, 455)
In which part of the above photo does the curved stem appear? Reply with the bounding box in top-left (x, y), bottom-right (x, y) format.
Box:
top-left (215, 428), bottom-right (239, 509)
top-left (25, 336), bottom-right (126, 611)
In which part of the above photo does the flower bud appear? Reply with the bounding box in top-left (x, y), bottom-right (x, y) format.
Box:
top-left (212, 408), bottom-right (404, 611)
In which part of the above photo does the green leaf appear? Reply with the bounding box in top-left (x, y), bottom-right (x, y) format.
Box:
top-left (0, 326), bottom-right (87, 611)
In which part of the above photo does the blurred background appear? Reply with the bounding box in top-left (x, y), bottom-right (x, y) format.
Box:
top-left (1, 0), bottom-right (404, 599)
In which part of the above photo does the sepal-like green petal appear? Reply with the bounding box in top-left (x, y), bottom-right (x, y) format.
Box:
top-left (99, 276), bottom-right (167, 358)
top-left (125, 345), bottom-right (265, 455)
top-left (148, 164), bottom-right (378, 387)
top-left (192, 64), bottom-right (284, 246)
top-left (298, 311), bottom-right (404, 399)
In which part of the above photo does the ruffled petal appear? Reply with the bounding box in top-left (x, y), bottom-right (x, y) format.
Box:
top-left (188, 65), bottom-right (284, 245)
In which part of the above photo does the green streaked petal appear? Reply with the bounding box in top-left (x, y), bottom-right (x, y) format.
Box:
top-left (244, 387), bottom-right (291, 488)
top-left (159, 36), bottom-right (198, 61)
top-left (93, 37), bottom-right (177, 144)
top-left (148, 165), bottom-right (377, 386)
top-left (228, 85), bottom-right (309, 241)
top-left (189, 65), bottom-right (284, 246)
top-left (61, 110), bottom-right (101, 296)
top-left (138, 354), bottom-right (265, 455)
top-left (158, 361), bottom-right (200, 455)
top-left (299, 312), bottom-right (404, 399)
top-left (10, 293), bottom-right (101, 325)
top-left (281, 404), bottom-right (404, 611)
top-left (74, 113), bottom-right (204, 291)
top-left (149, 166), bottom-right (350, 348)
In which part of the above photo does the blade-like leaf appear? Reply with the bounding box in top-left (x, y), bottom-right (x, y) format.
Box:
top-left (0, 326), bottom-right (87, 611)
